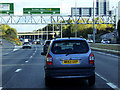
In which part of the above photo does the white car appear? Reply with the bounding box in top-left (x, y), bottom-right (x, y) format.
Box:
top-left (22, 42), bottom-right (32, 49)
top-left (0, 41), bottom-right (2, 45)
top-left (87, 39), bottom-right (93, 43)
top-left (101, 39), bottom-right (110, 44)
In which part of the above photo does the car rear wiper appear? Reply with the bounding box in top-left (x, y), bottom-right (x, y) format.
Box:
top-left (65, 52), bottom-right (80, 56)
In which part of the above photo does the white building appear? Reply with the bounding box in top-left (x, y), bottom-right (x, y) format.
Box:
top-left (118, 1), bottom-right (120, 20)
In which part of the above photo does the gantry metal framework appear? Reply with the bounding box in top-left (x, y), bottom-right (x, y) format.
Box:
top-left (0, 14), bottom-right (116, 25)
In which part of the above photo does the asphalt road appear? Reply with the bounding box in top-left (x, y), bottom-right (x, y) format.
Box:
top-left (1, 44), bottom-right (119, 89)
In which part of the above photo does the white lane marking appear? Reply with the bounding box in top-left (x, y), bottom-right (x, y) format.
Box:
top-left (33, 53), bottom-right (35, 56)
top-left (95, 72), bottom-right (108, 82)
top-left (13, 49), bottom-right (18, 52)
top-left (107, 83), bottom-right (118, 89)
top-left (30, 56), bottom-right (32, 59)
top-left (25, 61), bottom-right (29, 63)
top-left (95, 72), bottom-right (120, 89)
top-left (5, 53), bottom-right (9, 55)
top-left (94, 51), bottom-right (119, 58)
top-left (0, 87), bottom-right (2, 90)
top-left (15, 69), bottom-right (22, 73)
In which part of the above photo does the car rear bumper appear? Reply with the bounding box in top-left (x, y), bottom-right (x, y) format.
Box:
top-left (22, 46), bottom-right (31, 48)
top-left (45, 67), bottom-right (95, 79)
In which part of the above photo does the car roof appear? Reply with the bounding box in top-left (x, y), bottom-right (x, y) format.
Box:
top-left (51, 38), bottom-right (86, 42)
top-left (45, 40), bottom-right (51, 41)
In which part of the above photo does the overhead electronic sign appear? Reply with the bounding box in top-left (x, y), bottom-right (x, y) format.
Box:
top-left (23, 8), bottom-right (60, 14)
top-left (0, 3), bottom-right (14, 14)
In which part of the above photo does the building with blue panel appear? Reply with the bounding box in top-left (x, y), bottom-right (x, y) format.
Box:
top-left (71, 0), bottom-right (110, 16)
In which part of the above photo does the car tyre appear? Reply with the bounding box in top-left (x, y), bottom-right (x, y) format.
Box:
top-left (22, 47), bottom-right (24, 49)
top-left (45, 77), bottom-right (51, 86)
top-left (88, 74), bottom-right (95, 86)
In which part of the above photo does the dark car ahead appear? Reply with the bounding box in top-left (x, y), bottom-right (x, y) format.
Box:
top-left (41, 38), bottom-right (95, 86)
top-left (43, 40), bottom-right (51, 53)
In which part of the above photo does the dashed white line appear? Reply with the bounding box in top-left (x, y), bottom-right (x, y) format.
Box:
top-left (15, 69), bottom-right (22, 73)
top-left (95, 72), bottom-right (120, 89)
top-left (25, 61), bottom-right (29, 63)
top-left (30, 56), bottom-right (33, 59)
top-left (13, 49), bottom-right (18, 52)
top-left (33, 53), bottom-right (35, 56)
top-left (5, 53), bottom-right (9, 55)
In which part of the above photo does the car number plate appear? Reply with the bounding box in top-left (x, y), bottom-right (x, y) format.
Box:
top-left (63, 60), bottom-right (79, 64)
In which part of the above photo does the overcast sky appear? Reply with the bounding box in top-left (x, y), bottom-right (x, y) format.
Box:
top-left (1, 0), bottom-right (120, 32)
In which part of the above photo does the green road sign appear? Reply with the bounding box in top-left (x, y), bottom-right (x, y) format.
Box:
top-left (0, 3), bottom-right (14, 14)
top-left (23, 8), bottom-right (60, 14)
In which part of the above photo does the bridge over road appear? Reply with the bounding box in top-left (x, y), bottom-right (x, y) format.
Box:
top-left (17, 31), bottom-right (60, 40)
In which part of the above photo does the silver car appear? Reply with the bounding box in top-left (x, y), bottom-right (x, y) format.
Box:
top-left (22, 42), bottom-right (32, 49)
top-left (41, 38), bottom-right (95, 86)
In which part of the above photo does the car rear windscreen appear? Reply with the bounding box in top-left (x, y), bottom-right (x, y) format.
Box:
top-left (24, 42), bottom-right (29, 44)
top-left (51, 40), bottom-right (89, 54)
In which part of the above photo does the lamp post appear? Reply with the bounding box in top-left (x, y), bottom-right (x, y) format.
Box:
top-left (47, 25), bottom-right (48, 40)
top-left (37, 30), bottom-right (39, 40)
top-left (112, 6), bottom-right (118, 37)
top-left (93, 0), bottom-right (96, 43)
top-left (75, 0), bottom-right (77, 38)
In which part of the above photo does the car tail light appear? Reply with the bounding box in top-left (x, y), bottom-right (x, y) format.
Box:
top-left (44, 45), bottom-right (47, 46)
top-left (89, 52), bottom-right (95, 64)
top-left (46, 53), bottom-right (53, 65)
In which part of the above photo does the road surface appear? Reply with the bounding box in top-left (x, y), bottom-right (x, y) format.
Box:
top-left (1, 44), bottom-right (119, 89)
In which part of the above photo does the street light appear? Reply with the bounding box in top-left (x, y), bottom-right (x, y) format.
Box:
top-left (37, 30), bottom-right (39, 40)
top-left (112, 6), bottom-right (118, 37)
top-left (75, 0), bottom-right (77, 38)
top-left (93, 0), bottom-right (96, 43)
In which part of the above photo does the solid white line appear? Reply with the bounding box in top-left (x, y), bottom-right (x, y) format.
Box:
top-left (15, 69), bottom-right (22, 73)
top-left (95, 51), bottom-right (119, 58)
top-left (0, 87), bottom-right (2, 90)
top-left (95, 72), bottom-right (108, 82)
top-left (107, 83), bottom-right (118, 89)
top-left (95, 72), bottom-right (120, 89)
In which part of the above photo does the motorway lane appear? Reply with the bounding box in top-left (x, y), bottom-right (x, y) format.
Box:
top-left (92, 51), bottom-right (119, 88)
top-left (2, 44), bottom-right (37, 86)
top-left (2, 44), bottom-right (117, 89)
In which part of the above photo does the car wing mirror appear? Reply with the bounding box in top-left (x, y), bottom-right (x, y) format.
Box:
top-left (41, 52), bottom-right (46, 56)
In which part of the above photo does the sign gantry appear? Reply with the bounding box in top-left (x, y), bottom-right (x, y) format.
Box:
top-left (0, 15), bottom-right (116, 25)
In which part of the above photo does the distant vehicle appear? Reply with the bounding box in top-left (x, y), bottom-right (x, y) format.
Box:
top-left (87, 39), bottom-right (93, 43)
top-left (0, 40), bottom-right (2, 45)
top-left (36, 41), bottom-right (41, 44)
top-left (24, 39), bottom-right (29, 42)
top-left (43, 40), bottom-right (51, 53)
top-left (22, 42), bottom-right (32, 49)
top-left (35, 39), bottom-right (41, 44)
top-left (101, 39), bottom-right (110, 44)
top-left (41, 38), bottom-right (95, 86)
